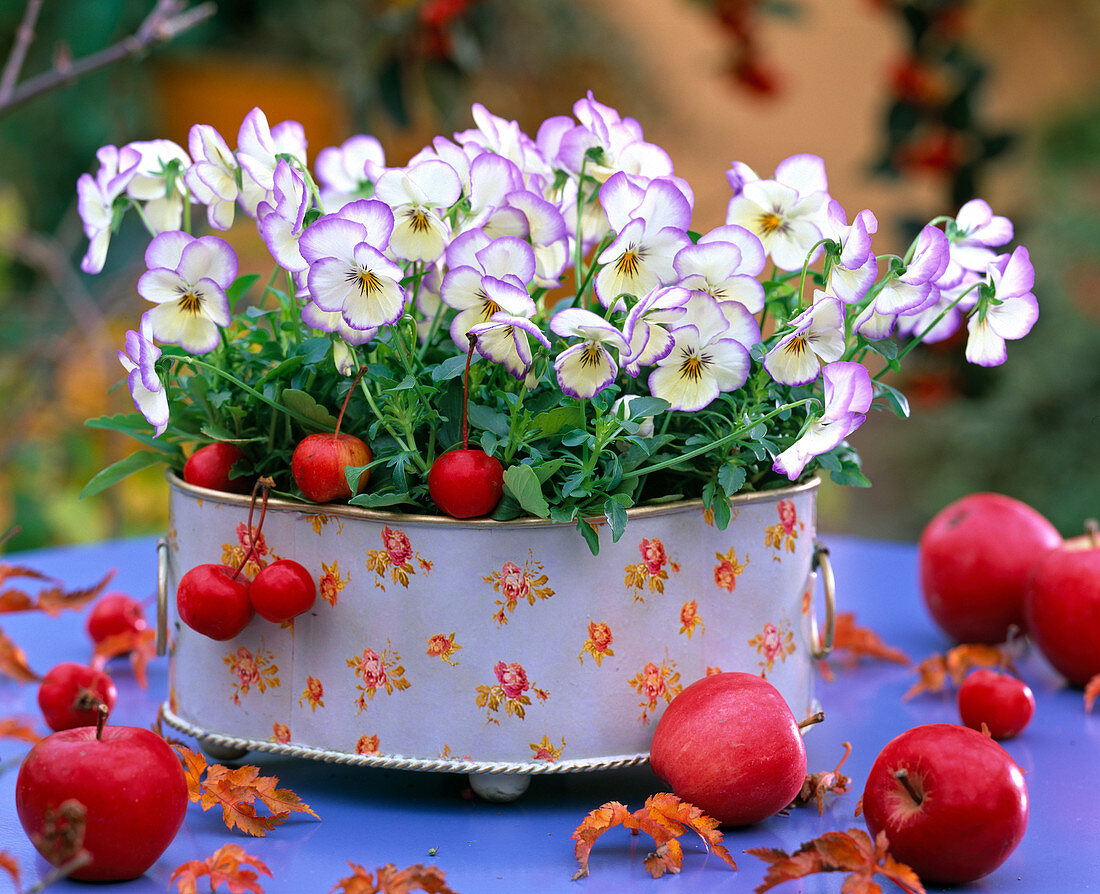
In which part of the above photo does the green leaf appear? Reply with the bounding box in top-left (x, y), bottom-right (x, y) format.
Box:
top-left (603, 498), bottom-right (628, 542)
top-left (256, 356), bottom-right (304, 385)
top-left (534, 458), bottom-right (566, 483)
top-left (85, 413), bottom-right (179, 451)
top-left (490, 494), bottom-right (524, 520)
top-left (710, 495), bottom-right (732, 530)
top-left (431, 354), bottom-right (470, 382)
top-left (391, 375), bottom-right (418, 391)
top-left (875, 380), bottom-right (911, 419)
top-left (348, 491), bottom-right (420, 509)
top-left (227, 273), bottom-right (261, 310)
top-left (281, 389), bottom-right (338, 429)
top-left (502, 463), bottom-right (550, 518)
top-left (717, 464), bottom-right (747, 497)
top-left (576, 517), bottom-right (601, 556)
top-left (619, 396), bottom-right (670, 418)
top-left (531, 405), bottom-right (584, 437)
top-left (467, 403), bottom-right (509, 437)
top-left (80, 450), bottom-right (167, 499)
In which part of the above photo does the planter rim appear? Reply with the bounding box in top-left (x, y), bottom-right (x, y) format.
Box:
top-left (166, 471), bottom-right (819, 528)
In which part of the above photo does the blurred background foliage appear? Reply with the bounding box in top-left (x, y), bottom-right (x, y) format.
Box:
top-left (0, 0), bottom-right (1096, 552)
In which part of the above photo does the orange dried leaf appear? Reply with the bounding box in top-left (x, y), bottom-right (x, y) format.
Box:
top-left (904, 643), bottom-right (1008, 700)
top-left (0, 627), bottom-right (40, 683)
top-left (790, 741), bottom-right (853, 814)
top-left (902, 653), bottom-right (948, 701)
top-left (175, 745), bottom-right (210, 802)
top-left (0, 716), bottom-right (42, 744)
top-left (330, 861), bottom-right (457, 894)
top-left (92, 628), bottom-right (156, 688)
top-left (1085, 674), bottom-right (1100, 713)
top-left (631, 792), bottom-right (737, 870)
top-left (828, 613), bottom-right (911, 666)
top-left (642, 838), bottom-right (683, 879)
top-left (0, 851), bottom-right (20, 892)
top-left (170, 843), bottom-right (272, 894)
top-left (746, 827), bottom-right (925, 894)
top-left (570, 800), bottom-right (632, 879)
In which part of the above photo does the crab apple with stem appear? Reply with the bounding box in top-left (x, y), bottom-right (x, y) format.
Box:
top-left (1024, 519), bottom-right (1100, 686)
top-left (957, 667), bottom-right (1035, 739)
top-left (182, 441), bottom-right (251, 493)
top-left (85, 591), bottom-right (148, 646)
top-left (291, 367), bottom-right (373, 503)
top-left (428, 333), bottom-right (504, 518)
top-left (861, 723), bottom-right (1028, 885)
top-left (37, 662), bottom-right (118, 732)
top-left (250, 558), bottom-right (317, 623)
top-left (16, 704), bottom-right (188, 882)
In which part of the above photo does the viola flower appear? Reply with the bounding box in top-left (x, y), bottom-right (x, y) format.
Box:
top-left (946, 198), bottom-right (1014, 281)
top-left (622, 286), bottom-right (691, 375)
top-left (123, 139), bottom-right (192, 233)
top-left (299, 199), bottom-right (406, 332)
top-left (649, 293), bottom-right (753, 412)
top-left (672, 224), bottom-right (767, 314)
top-left (724, 154), bottom-right (830, 271)
top-left (117, 315), bottom-right (168, 436)
top-left (454, 103), bottom-right (551, 182)
top-left (258, 159), bottom-right (310, 273)
top-left (137, 231), bottom-right (237, 354)
top-left (468, 278), bottom-right (551, 379)
top-left (550, 308), bottom-right (630, 399)
top-left (965, 246), bottom-right (1039, 367)
top-left (773, 361), bottom-right (874, 480)
top-left (184, 124), bottom-right (240, 230)
top-left (441, 231), bottom-right (537, 348)
top-left (820, 202), bottom-right (879, 305)
top-left (594, 174), bottom-right (692, 308)
top-left (237, 107), bottom-right (308, 217)
top-left (315, 134), bottom-right (386, 211)
top-left (77, 143), bottom-right (141, 274)
top-left (491, 188), bottom-right (569, 288)
top-left (764, 296), bottom-right (845, 385)
top-left (373, 159), bottom-right (463, 262)
top-left (461, 152), bottom-right (526, 232)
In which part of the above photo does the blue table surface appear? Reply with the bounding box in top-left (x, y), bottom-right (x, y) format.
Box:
top-left (1, 533), bottom-right (1097, 893)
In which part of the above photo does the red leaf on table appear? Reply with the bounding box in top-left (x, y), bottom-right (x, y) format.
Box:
top-left (0, 566), bottom-right (114, 616)
top-left (329, 861), bottom-right (457, 893)
top-left (903, 643), bottom-right (1007, 700)
top-left (790, 741), bottom-right (853, 814)
top-left (0, 716), bottom-right (42, 744)
top-left (818, 613), bottom-right (911, 680)
top-left (571, 800), bottom-right (633, 880)
top-left (1085, 674), bottom-right (1100, 713)
top-left (0, 628), bottom-right (40, 683)
top-left (0, 852), bottom-right (20, 892)
top-left (92, 628), bottom-right (156, 688)
top-left (169, 843), bottom-right (272, 894)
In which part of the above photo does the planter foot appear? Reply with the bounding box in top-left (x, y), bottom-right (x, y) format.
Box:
top-left (200, 738), bottom-right (250, 762)
top-left (468, 772), bottom-right (530, 802)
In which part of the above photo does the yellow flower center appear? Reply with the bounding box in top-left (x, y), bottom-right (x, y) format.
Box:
top-left (407, 208), bottom-right (433, 233)
top-left (179, 290), bottom-right (204, 315)
top-left (615, 248), bottom-right (642, 279)
top-left (678, 350), bottom-right (707, 381)
top-left (758, 212), bottom-right (786, 235)
top-left (353, 268), bottom-right (385, 295)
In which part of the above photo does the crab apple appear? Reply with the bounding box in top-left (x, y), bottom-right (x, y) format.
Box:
top-left (183, 442), bottom-right (251, 493)
top-left (428, 449), bottom-right (504, 518)
top-left (250, 559), bottom-right (317, 623)
top-left (15, 713), bottom-right (188, 881)
top-left (919, 492), bottom-right (1061, 643)
top-left (649, 672), bottom-right (807, 827)
top-left (38, 662), bottom-right (118, 732)
top-left (291, 432), bottom-right (372, 503)
top-left (862, 723), bottom-right (1028, 885)
top-left (85, 592), bottom-right (147, 646)
top-left (957, 669), bottom-right (1035, 739)
top-left (1024, 523), bottom-right (1100, 686)
top-left (176, 563), bottom-right (253, 640)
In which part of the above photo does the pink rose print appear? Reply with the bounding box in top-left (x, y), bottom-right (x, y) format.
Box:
top-left (749, 618), bottom-right (797, 673)
top-left (382, 526), bottom-right (413, 567)
top-left (639, 538), bottom-right (668, 575)
top-left (778, 499), bottom-right (798, 535)
top-left (713, 545), bottom-right (748, 593)
top-left (271, 722), bottom-right (291, 744)
top-left (499, 562), bottom-right (532, 604)
top-left (357, 648), bottom-right (389, 691)
top-left (624, 537), bottom-right (680, 601)
top-left (346, 641), bottom-right (410, 713)
top-left (494, 660), bottom-right (529, 700)
top-left (365, 527), bottom-right (430, 590)
top-left (356, 734), bottom-right (380, 755)
top-left (628, 657), bottom-right (682, 723)
top-left (579, 620), bottom-right (615, 666)
top-left (484, 550), bottom-right (554, 625)
top-left (477, 660), bottom-right (549, 724)
top-left (223, 639), bottom-right (280, 706)
top-left (765, 500), bottom-right (803, 557)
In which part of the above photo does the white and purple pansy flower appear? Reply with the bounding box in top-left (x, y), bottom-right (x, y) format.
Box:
top-left (258, 159), bottom-right (311, 273)
top-left (965, 246), bottom-right (1039, 367)
top-left (123, 139), bottom-right (192, 234)
top-left (764, 295), bottom-right (846, 386)
top-left (117, 315), bottom-right (169, 437)
top-left (648, 293), bottom-right (752, 412)
top-left (673, 224), bottom-right (767, 314)
top-left (622, 286), bottom-right (691, 375)
top-left (77, 143), bottom-right (142, 274)
top-left (137, 231), bottom-right (237, 355)
top-left (773, 361), bottom-right (873, 480)
top-left (373, 159), bottom-right (463, 263)
top-left (820, 202), bottom-right (879, 305)
top-left (184, 124), bottom-right (240, 231)
top-left (315, 134), bottom-right (386, 212)
top-left (236, 107), bottom-right (308, 217)
top-left (550, 308), bottom-right (630, 399)
top-left (946, 198), bottom-right (1014, 281)
top-left (467, 277), bottom-right (550, 379)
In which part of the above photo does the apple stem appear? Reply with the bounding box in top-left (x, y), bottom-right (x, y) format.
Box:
top-left (233, 477), bottom-right (273, 581)
top-left (462, 333), bottom-right (478, 451)
top-left (797, 710), bottom-right (826, 730)
top-left (894, 768), bottom-right (923, 806)
top-left (334, 366), bottom-right (369, 439)
top-left (95, 703), bottom-right (108, 740)
top-left (1086, 518), bottom-right (1098, 548)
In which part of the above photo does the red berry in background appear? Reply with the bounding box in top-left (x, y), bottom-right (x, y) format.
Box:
top-left (183, 442), bottom-right (251, 493)
top-left (918, 492), bottom-right (1061, 643)
top-left (250, 559), bottom-right (317, 623)
top-left (176, 563), bottom-right (253, 641)
top-left (957, 669), bottom-right (1035, 739)
top-left (1024, 522), bottom-right (1100, 686)
top-left (428, 449), bottom-right (504, 518)
top-left (37, 662), bottom-right (118, 732)
top-left (85, 592), bottom-right (147, 646)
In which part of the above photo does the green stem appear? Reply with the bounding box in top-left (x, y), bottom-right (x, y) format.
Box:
top-left (795, 238), bottom-right (830, 308)
top-left (875, 282), bottom-right (980, 379)
top-left (184, 356), bottom-right (330, 431)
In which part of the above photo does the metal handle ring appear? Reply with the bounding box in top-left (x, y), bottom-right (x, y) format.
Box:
top-left (809, 539), bottom-right (836, 660)
top-left (156, 536), bottom-right (169, 657)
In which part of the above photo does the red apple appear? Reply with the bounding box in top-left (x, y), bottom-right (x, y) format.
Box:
top-left (1024, 523), bottom-right (1100, 686)
top-left (957, 668), bottom-right (1035, 739)
top-left (37, 662), bottom-right (118, 732)
top-left (183, 442), bottom-right (251, 493)
top-left (428, 448), bottom-right (504, 518)
top-left (291, 432), bottom-right (372, 503)
top-left (918, 492), bottom-right (1061, 643)
top-left (862, 723), bottom-right (1028, 885)
top-left (250, 558), bottom-right (317, 623)
top-left (649, 672), bottom-right (807, 826)
top-left (86, 592), bottom-right (147, 646)
top-left (176, 563), bottom-right (253, 640)
top-left (15, 714), bottom-right (188, 881)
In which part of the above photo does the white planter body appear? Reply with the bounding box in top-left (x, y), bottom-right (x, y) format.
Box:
top-left (162, 476), bottom-right (826, 774)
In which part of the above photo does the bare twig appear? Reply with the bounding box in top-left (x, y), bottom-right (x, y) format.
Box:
top-left (0, 0), bottom-right (217, 118)
top-left (0, 0), bottom-right (43, 105)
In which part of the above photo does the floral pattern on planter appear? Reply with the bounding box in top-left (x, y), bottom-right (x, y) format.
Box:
top-left (365, 526), bottom-right (432, 590)
top-left (475, 660), bottom-right (549, 724)
top-left (706, 666), bottom-right (724, 676)
top-left (579, 620), bottom-right (614, 666)
top-left (224, 640), bottom-right (280, 706)
top-left (714, 545), bottom-right (749, 592)
top-left (319, 559), bottom-right (348, 607)
top-left (272, 723), bottom-right (291, 744)
top-left (764, 499), bottom-right (804, 559)
top-left (628, 656), bottom-right (682, 723)
top-left (426, 633), bottom-right (462, 666)
top-left (530, 735), bottom-right (566, 763)
top-left (356, 734), bottom-right (380, 756)
top-left (346, 642), bottom-right (410, 713)
top-left (484, 551), bottom-right (554, 626)
top-left (679, 600), bottom-right (704, 638)
top-left (749, 618), bottom-right (796, 674)
top-left (624, 537), bottom-right (680, 601)
top-left (307, 513), bottom-right (344, 536)
top-left (221, 522), bottom-right (280, 580)
top-left (300, 675), bottom-right (324, 711)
